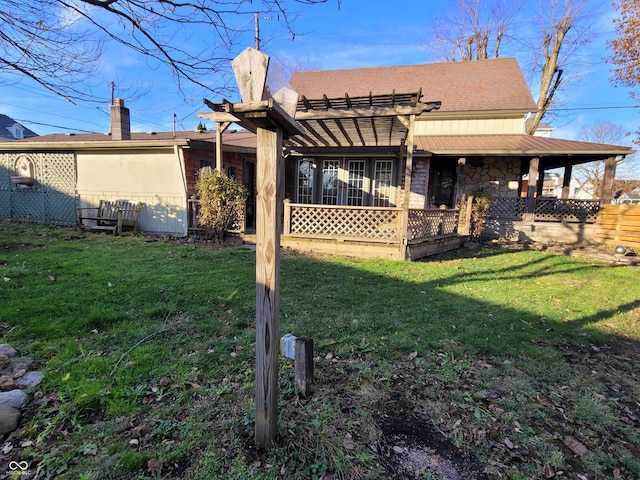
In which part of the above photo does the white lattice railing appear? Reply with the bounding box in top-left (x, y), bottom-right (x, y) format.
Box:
top-left (487, 197), bottom-right (600, 223)
top-left (283, 201), bottom-right (462, 242)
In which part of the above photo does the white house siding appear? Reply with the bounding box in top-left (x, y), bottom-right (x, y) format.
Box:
top-left (415, 117), bottom-right (524, 135)
top-left (76, 148), bottom-right (188, 236)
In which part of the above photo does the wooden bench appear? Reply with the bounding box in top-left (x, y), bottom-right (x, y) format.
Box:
top-left (77, 200), bottom-right (142, 235)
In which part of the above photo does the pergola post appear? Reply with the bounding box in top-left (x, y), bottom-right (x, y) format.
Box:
top-left (601, 156), bottom-right (618, 206)
top-left (455, 157), bottom-right (466, 207)
top-left (215, 121), bottom-right (231, 172)
top-left (524, 157), bottom-right (540, 223)
top-left (561, 163), bottom-right (573, 199)
top-left (400, 114), bottom-right (416, 260)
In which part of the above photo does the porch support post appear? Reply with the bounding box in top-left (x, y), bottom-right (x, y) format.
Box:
top-left (455, 157), bottom-right (466, 207)
top-left (255, 126), bottom-right (283, 450)
top-left (537, 165), bottom-right (545, 197)
top-left (561, 163), bottom-right (573, 199)
top-left (400, 114), bottom-right (416, 260)
top-left (524, 157), bottom-right (540, 223)
top-left (216, 121), bottom-right (231, 172)
top-left (601, 156), bottom-right (618, 206)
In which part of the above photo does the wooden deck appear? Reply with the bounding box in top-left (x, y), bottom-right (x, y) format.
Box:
top-left (278, 201), bottom-right (469, 260)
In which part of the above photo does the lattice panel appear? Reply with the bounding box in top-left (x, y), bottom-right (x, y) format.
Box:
top-left (408, 209), bottom-right (460, 240)
top-left (2, 151), bottom-right (77, 225)
top-left (44, 194), bottom-right (77, 225)
top-left (12, 190), bottom-right (45, 223)
top-left (442, 210), bottom-right (460, 235)
top-left (39, 152), bottom-right (76, 194)
top-left (535, 199), bottom-right (600, 223)
top-left (487, 198), bottom-right (525, 220)
top-left (0, 154), bottom-right (10, 220)
top-left (290, 205), bottom-right (401, 239)
top-left (0, 192), bottom-right (10, 219)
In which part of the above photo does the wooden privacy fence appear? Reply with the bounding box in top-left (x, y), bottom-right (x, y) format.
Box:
top-left (596, 204), bottom-right (640, 249)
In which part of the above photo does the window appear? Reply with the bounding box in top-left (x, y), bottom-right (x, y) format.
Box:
top-left (322, 160), bottom-right (340, 205)
top-left (346, 160), bottom-right (365, 206)
top-left (295, 157), bottom-right (396, 206)
top-left (297, 159), bottom-right (314, 204)
top-left (373, 160), bottom-right (393, 207)
top-left (225, 165), bottom-right (237, 180)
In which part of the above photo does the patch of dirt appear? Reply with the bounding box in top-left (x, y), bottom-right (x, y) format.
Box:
top-left (378, 414), bottom-right (489, 480)
top-left (0, 243), bottom-right (39, 252)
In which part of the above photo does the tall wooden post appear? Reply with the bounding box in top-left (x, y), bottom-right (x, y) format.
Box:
top-left (254, 126), bottom-right (283, 449)
top-left (400, 114), bottom-right (416, 259)
top-left (601, 156), bottom-right (618, 206)
top-left (524, 157), bottom-right (540, 223)
top-left (455, 157), bottom-right (466, 207)
top-left (561, 163), bottom-right (573, 199)
top-left (207, 46), bottom-right (302, 450)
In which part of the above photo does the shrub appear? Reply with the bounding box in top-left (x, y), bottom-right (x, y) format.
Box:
top-left (469, 187), bottom-right (492, 238)
top-left (196, 170), bottom-right (247, 239)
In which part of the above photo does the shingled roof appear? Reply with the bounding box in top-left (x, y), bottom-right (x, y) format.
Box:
top-left (290, 58), bottom-right (537, 114)
top-left (0, 114), bottom-right (38, 141)
top-left (0, 129), bottom-right (256, 151)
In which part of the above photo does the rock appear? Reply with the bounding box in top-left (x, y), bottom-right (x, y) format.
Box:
top-left (0, 376), bottom-right (15, 390)
top-left (0, 390), bottom-right (29, 409)
top-left (0, 345), bottom-right (17, 358)
top-left (0, 405), bottom-right (21, 436)
top-left (14, 371), bottom-right (43, 393)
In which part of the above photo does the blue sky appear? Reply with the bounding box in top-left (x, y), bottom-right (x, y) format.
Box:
top-left (1, 0), bottom-right (638, 153)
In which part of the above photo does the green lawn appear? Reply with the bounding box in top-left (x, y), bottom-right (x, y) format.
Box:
top-left (1, 221), bottom-right (638, 479)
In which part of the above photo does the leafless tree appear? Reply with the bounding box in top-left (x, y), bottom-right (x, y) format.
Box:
top-left (429, 0), bottom-right (593, 135)
top-left (0, 0), bottom-right (329, 104)
top-left (574, 121), bottom-right (636, 198)
top-left (607, 0), bottom-right (640, 144)
top-left (431, 0), bottom-right (520, 61)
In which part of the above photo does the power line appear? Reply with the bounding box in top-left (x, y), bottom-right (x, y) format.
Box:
top-left (552, 105), bottom-right (640, 112)
top-left (13, 119), bottom-right (100, 134)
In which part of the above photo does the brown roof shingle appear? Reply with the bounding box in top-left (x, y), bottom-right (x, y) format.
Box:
top-left (414, 134), bottom-right (633, 155)
top-left (290, 58), bottom-right (537, 114)
top-left (1, 129), bottom-right (256, 150)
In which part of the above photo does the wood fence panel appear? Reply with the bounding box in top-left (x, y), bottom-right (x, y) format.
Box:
top-left (596, 204), bottom-right (640, 248)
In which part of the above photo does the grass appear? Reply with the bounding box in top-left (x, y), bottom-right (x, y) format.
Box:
top-left (0, 220), bottom-right (639, 479)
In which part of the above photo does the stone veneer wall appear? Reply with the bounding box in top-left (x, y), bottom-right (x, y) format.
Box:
top-left (463, 157), bottom-right (522, 197)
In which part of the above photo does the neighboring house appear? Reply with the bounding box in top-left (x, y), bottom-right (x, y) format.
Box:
top-left (0, 114), bottom-right (38, 141)
top-left (0, 100), bottom-right (256, 235)
top-left (202, 57), bottom-right (635, 258)
top-left (617, 187), bottom-right (640, 204)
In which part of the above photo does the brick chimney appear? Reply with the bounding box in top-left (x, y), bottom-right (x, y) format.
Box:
top-left (110, 98), bottom-right (131, 140)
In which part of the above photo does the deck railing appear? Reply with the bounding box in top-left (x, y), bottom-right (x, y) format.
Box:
top-left (486, 197), bottom-right (600, 223)
top-left (407, 208), bottom-right (460, 240)
top-left (283, 200), bottom-right (461, 242)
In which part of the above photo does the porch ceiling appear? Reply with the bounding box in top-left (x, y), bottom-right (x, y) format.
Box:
top-left (285, 91), bottom-right (441, 149)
